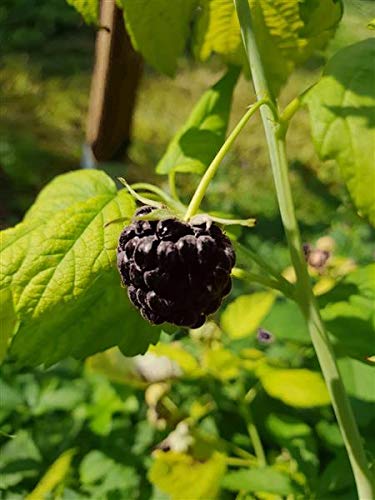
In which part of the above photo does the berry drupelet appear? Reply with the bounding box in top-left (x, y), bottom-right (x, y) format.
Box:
top-left (117, 206), bottom-right (236, 329)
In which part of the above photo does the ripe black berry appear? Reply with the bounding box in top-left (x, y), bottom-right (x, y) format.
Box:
top-left (117, 207), bottom-right (236, 328)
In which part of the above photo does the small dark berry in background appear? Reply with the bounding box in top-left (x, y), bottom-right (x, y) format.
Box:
top-left (257, 328), bottom-right (274, 344)
top-left (117, 206), bottom-right (236, 329)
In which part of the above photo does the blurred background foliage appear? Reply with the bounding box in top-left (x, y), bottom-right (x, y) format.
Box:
top-left (1, 0), bottom-right (374, 498)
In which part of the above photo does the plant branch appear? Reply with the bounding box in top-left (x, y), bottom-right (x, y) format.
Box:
top-left (184, 99), bottom-right (267, 221)
top-left (239, 401), bottom-right (266, 467)
top-left (234, 0), bottom-right (374, 497)
top-left (232, 267), bottom-right (294, 299)
top-left (234, 241), bottom-right (295, 296)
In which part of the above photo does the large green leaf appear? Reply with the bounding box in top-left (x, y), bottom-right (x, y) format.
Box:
top-left (118, 0), bottom-right (197, 76)
top-left (156, 68), bottom-right (239, 175)
top-left (305, 39), bottom-right (375, 225)
top-left (0, 170), bottom-right (160, 367)
top-left (66, 0), bottom-right (99, 25)
top-left (193, 0), bottom-right (342, 94)
top-left (259, 368), bottom-right (330, 407)
top-left (319, 264), bottom-right (375, 362)
top-left (220, 291), bottom-right (275, 339)
top-left (148, 451), bottom-right (226, 500)
top-left (221, 467), bottom-right (297, 495)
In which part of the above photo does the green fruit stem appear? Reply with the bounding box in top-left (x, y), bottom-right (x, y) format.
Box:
top-left (184, 98), bottom-right (267, 221)
top-left (234, 0), bottom-right (374, 497)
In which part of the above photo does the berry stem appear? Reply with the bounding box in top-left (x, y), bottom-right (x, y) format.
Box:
top-left (168, 171), bottom-right (182, 203)
top-left (234, 0), bottom-right (374, 497)
top-left (184, 99), bottom-right (267, 221)
top-left (130, 182), bottom-right (185, 212)
top-left (231, 267), bottom-right (294, 299)
top-left (234, 241), bottom-right (295, 293)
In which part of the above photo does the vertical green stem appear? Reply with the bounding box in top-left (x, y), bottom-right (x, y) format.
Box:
top-left (234, 0), bottom-right (374, 497)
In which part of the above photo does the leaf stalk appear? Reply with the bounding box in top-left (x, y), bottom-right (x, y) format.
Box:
top-left (184, 99), bottom-right (267, 221)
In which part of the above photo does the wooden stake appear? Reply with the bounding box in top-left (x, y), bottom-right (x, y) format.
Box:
top-left (86, 0), bottom-right (142, 162)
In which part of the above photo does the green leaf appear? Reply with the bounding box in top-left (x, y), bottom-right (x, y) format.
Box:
top-left (259, 368), bottom-right (330, 407)
top-left (148, 451), bottom-right (226, 500)
top-left (221, 291), bottom-right (275, 339)
top-left (338, 357), bottom-right (375, 402)
top-left (0, 379), bottom-right (24, 410)
top-left (261, 299), bottom-right (310, 344)
top-left (317, 451), bottom-right (354, 496)
top-left (80, 450), bottom-right (139, 496)
top-left (305, 39), bottom-right (375, 225)
top-left (0, 431), bottom-right (42, 489)
top-left (0, 288), bottom-right (19, 362)
top-left (193, 0), bottom-right (342, 94)
top-left (66, 0), bottom-right (99, 25)
top-left (266, 413), bottom-right (311, 441)
top-left (319, 264), bottom-right (375, 362)
top-left (266, 414), bottom-right (319, 483)
top-left (119, 0), bottom-right (197, 76)
top-left (368, 18), bottom-right (375, 31)
top-left (156, 68), bottom-right (239, 175)
top-left (221, 467), bottom-right (296, 495)
top-left (0, 170), bottom-right (160, 367)
top-left (316, 421), bottom-right (344, 451)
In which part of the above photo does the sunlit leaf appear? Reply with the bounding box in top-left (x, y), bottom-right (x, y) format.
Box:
top-left (156, 68), bottom-right (239, 175)
top-left (149, 450), bottom-right (226, 500)
top-left (149, 343), bottom-right (201, 376)
top-left (0, 170), bottom-right (160, 367)
top-left (194, 0), bottom-right (342, 94)
top-left (305, 39), bottom-right (375, 225)
top-left (118, 0), bottom-right (197, 76)
top-left (259, 368), bottom-right (330, 407)
top-left (66, 0), bottom-right (99, 25)
top-left (221, 291), bottom-right (275, 339)
top-left (202, 346), bottom-right (241, 380)
top-left (0, 288), bottom-right (19, 362)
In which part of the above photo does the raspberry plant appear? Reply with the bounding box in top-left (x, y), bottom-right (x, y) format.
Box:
top-left (1, 0), bottom-right (374, 498)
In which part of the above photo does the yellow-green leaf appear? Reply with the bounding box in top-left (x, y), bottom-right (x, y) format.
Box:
top-left (149, 343), bottom-right (201, 376)
top-left (148, 450), bottom-right (226, 500)
top-left (260, 368), bottom-right (330, 407)
top-left (221, 292), bottom-right (275, 339)
top-left (202, 347), bottom-right (241, 380)
top-left (305, 39), bottom-right (375, 225)
top-left (26, 449), bottom-right (75, 500)
top-left (0, 170), bottom-right (160, 367)
top-left (194, 0), bottom-right (343, 94)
